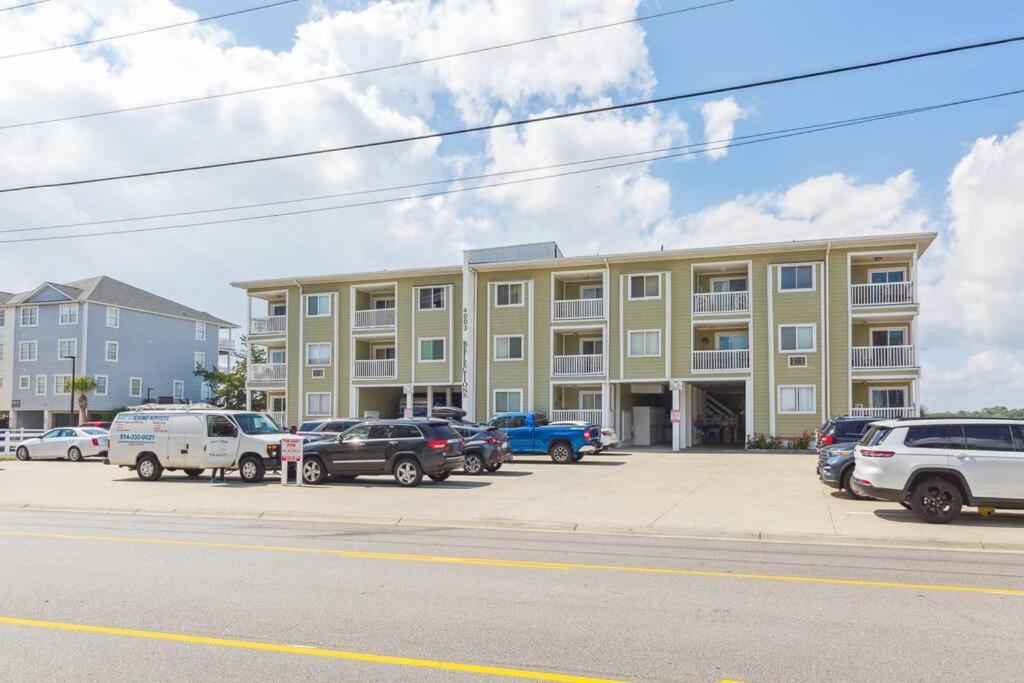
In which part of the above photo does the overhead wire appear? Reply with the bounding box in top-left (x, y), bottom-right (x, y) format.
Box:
top-left (0, 0), bottom-right (49, 12)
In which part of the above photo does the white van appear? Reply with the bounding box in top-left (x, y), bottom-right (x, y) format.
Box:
top-left (107, 407), bottom-right (284, 482)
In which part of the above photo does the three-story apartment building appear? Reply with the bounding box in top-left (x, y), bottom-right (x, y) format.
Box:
top-left (233, 233), bottom-right (934, 449)
top-left (0, 291), bottom-right (12, 426)
top-left (0, 277), bottom-right (235, 429)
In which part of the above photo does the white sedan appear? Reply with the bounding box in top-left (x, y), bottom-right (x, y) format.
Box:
top-left (15, 428), bottom-right (109, 462)
top-left (549, 421), bottom-right (619, 449)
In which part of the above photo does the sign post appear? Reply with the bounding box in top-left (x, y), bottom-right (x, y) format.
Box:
top-left (280, 436), bottom-right (304, 486)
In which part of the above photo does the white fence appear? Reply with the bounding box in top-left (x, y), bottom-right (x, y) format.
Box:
top-left (692, 349), bottom-right (750, 372)
top-left (354, 308), bottom-right (396, 329)
top-left (552, 298), bottom-right (604, 320)
top-left (851, 345), bottom-right (915, 369)
top-left (850, 282), bottom-right (914, 306)
top-left (354, 359), bottom-right (396, 379)
top-left (552, 354), bottom-right (603, 375)
top-left (248, 363), bottom-right (287, 383)
top-left (2, 429), bottom-right (46, 455)
top-left (692, 291), bottom-right (749, 314)
top-left (850, 406), bottom-right (919, 419)
top-left (249, 315), bottom-right (286, 335)
top-left (551, 409), bottom-right (602, 425)
top-left (269, 411), bottom-right (287, 427)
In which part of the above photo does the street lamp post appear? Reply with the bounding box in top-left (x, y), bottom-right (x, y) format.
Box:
top-left (67, 354), bottom-right (77, 427)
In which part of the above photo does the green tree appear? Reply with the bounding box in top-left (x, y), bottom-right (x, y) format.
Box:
top-left (193, 336), bottom-right (265, 410)
top-left (68, 376), bottom-right (98, 425)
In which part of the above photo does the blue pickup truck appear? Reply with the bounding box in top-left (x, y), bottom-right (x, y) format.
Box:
top-left (484, 412), bottom-right (601, 463)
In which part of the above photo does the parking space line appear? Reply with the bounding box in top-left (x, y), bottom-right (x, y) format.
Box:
top-left (2, 530), bottom-right (1023, 597)
top-left (0, 616), bottom-right (623, 682)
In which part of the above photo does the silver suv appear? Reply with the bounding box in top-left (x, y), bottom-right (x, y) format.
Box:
top-left (851, 418), bottom-right (1024, 523)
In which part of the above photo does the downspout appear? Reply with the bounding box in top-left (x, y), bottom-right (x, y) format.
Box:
top-left (295, 280), bottom-right (303, 423)
top-left (823, 243), bottom-right (831, 420)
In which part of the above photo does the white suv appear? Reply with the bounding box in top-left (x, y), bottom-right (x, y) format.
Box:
top-left (851, 418), bottom-right (1024, 523)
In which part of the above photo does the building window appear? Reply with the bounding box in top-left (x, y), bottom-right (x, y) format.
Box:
top-left (581, 337), bottom-right (603, 355)
top-left (270, 349), bottom-right (286, 364)
top-left (94, 375), bottom-right (108, 396)
top-left (711, 277), bottom-right (747, 293)
top-left (106, 306), bottom-right (120, 328)
top-left (779, 324), bottom-right (816, 352)
top-left (58, 303), bottom-right (78, 325)
top-left (305, 342), bottom-right (331, 366)
top-left (372, 345), bottom-right (395, 360)
top-left (195, 352), bottom-right (206, 369)
top-left (306, 392), bottom-right (331, 416)
top-left (495, 283), bottom-right (523, 307)
top-left (580, 391), bottom-right (601, 410)
top-left (628, 274), bottom-right (660, 300)
top-left (19, 341), bottom-right (37, 362)
top-left (35, 375), bottom-right (46, 396)
top-left (418, 286), bottom-right (446, 310)
top-left (106, 341), bottom-right (119, 362)
top-left (778, 385), bottom-right (816, 414)
top-left (129, 377), bottom-right (142, 398)
top-left (0, 309), bottom-right (5, 327)
top-left (716, 333), bottom-right (748, 350)
top-left (870, 328), bottom-right (906, 347)
top-left (494, 335), bottom-right (523, 360)
top-left (306, 294), bottom-right (330, 317)
top-left (580, 284), bottom-right (603, 300)
top-left (19, 375), bottom-right (30, 390)
top-left (870, 387), bottom-right (906, 408)
top-left (0, 342), bottom-right (4, 361)
top-left (195, 322), bottom-right (206, 341)
top-left (493, 389), bottom-right (522, 413)
top-left (418, 338), bottom-right (445, 362)
top-left (628, 330), bottom-right (661, 357)
top-left (54, 374), bottom-right (71, 395)
top-left (868, 268), bottom-right (905, 284)
top-left (173, 380), bottom-right (185, 400)
top-left (57, 339), bottom-right (78, 359)
top-left (779, 264), bottom-right (815, 292)
top-left (20, 307), bottom-right (38, 327)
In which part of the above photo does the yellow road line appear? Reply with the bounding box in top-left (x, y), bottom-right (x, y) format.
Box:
top-left (2, 530), bottom-right (1022, 597)
top-left (0, 616), bottom-right (622, 682)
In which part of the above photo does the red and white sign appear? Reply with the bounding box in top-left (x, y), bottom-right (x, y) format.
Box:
top-left (670, 408), bottom-right (681, 424)
top-left (280, 436), bottom-right (303, 463)
top-left (403, 407), bottom-right (413, 419)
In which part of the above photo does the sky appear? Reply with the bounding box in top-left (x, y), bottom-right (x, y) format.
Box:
top-left (1, 0), bottom-right (1023, 411)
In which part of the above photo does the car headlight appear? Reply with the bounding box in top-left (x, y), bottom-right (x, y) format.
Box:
top-left (827, 449), bottom-right (852, 461)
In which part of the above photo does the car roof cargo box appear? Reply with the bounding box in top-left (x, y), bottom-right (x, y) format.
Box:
top-left (430, 406), bottom-right (467, 420)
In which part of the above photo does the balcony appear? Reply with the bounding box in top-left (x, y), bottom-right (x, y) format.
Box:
top-left (692, 291), bottom-right (749, 314)
top-left (692, 349), bottom-right (750, 373)
top-left (553, 298), bottom-right (604, 320)
top-left (850, 406), bottom-right (919, 419)
top-left (248, 363), bottom-right (286, 383)
top-left (850, 282), bottom-right (914, 306)
top-left (250, 315), bottom-right (286, 335)
top-left (218, 339), bottom-right (234, 353)
top-left (551, 409), bottom-right (602, 425)
top-left (354, 308), bottom-right (396, 329)
top-left (852, 345), bottom-right (915, 369)
top-left (354, 358), bottom-right (396, 379)
top-left (268, 411), bottom-right (287, 427)
top-left (552, 354), bottom-right (603, 376)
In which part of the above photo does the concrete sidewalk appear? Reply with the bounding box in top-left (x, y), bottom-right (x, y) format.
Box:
top-left (1, 449), bottom-right (1022, 552)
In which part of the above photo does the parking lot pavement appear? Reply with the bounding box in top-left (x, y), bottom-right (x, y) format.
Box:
top-left (1, 449), bottom-right (1022, 551)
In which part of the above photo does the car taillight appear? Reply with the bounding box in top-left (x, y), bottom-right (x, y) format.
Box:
top-left (91, 438), bottom-right (99, 446)
top-left (584, 430), bottom-right (593, 440)
top-left (861, 449), bottom-right (895, 458)
top-left (821, 434), bottom-right (834, 446)
top-left (484, 437), bottom-right (498, 445)
top-left (427, 439), bottom-right (447, 450)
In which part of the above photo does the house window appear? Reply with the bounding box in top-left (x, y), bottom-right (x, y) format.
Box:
top-left (418, 338), bottom-right (445, 362)
top-left (173, 380), bottom-right (185, 400)
top-left (19, 375), bottom-right (30, 390)
top-left (0, 342), bottom-right (4, 361)
top-left (195, 352), bottom-right (206, 369)
top-left (870, 328), bottom-right (906, 346)
top-left (418, 286), bottom-right (446, 310)
top-left (628, 274), bottom-right (660, 300)
top-left (35, 374), bottom-right (46, 396)
top-left (870, 388), bottom-right (906, 408)
top-left (580, 391), bottom-right (601, 410)
top-left (628, 330), bottom-right (661, 357)
top-left (94, 375), bottom-right (108, 396)
top-left (19, 341), bottom-right (37, 362)
top-left (580, 337), bottom-right (603, 355)
top-left (270, 349), bottom-right (286, 364)
top-left (778, 385), bottom-right (816, 414)
top-left (373, 345), bottom-right (395, 360)
top-left (57, 339), bottom-right (78, 359)
top-left (106, 306), bottom-right (120, 328)
top-left (779, 264), bottom-right (815, 291)
top-left (779, 324), bottom-right (816, 352)
top-left (58, 303), bottom-right (78, 325)
top-left (495, 283), bottom-right (523, 307)
top-left (372, 296), bottom-right (395, 310)
top-left (494, 335), bottom-right (523, 360)
top-left (306, 294), bottom-right (330, 317)
top-left (129, 377), bottom-right (142, 398)
top-left (106, 341), bottom-right (119, 362)
top-left (493, 389), bottom-right (522, 413)
top-left (869, 268), bottom-right (905, 284)
top-left (580, 285), bottom-right (603, 300)
top-left (53, 374), bottom-right (71, 395)
top-left (20, 307), bottom-right (38, 327)
top-left (195, 322), bottom-right (206, 341)
top-left (716, 333), bottom-right (749, 351)
top-left (305, 342), bottom-right (331, 366)
top-left (0, 309), bottom-right (5, 326)
top-left (711, 277), bottom-right (747, 293)
top-left (270, 303), bottom-right (287, 317)
top-left (306, 392), bottom-right (331, 416)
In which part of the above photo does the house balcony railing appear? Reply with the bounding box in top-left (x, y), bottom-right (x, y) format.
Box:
top-left (249, 315), bottom-right (286, 335)
top-left (850, 282), bottom-right (914, 306)
top-left (248, 363), bottom-right (287, 383)
top-left (852, 345), bottom-right (915, 369)
top-left (551, 409), bottom-right (603, 426)
top-left (354, 358), bottom-right (396, 379)
top-left (268, 411), bottom-right (287, 427)
top-left (553, 298), bottom-right (604, 320)
top-left (552, 354), bottom-right (603, 376)
top-left (354, 308), bottom-right (396, 329)
top-left (850, 406), bottom-right (919, 419)
top-left (692, 291), bottom-right (749, 314)
top-left (218, 339), bottom-right (234, 352)
top-left (692, 349), bottom-right (750, 372)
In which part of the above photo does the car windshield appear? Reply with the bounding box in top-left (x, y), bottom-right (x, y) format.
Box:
top-left (299, 421), bottom-right (324, 432)
top-left (860, 426), bottom-right (892, 446)
top-left (233, 413), bottom-right (282, 435)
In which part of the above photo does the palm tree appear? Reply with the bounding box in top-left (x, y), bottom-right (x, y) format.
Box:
top-left (70, 376), bottom-right (98, 425)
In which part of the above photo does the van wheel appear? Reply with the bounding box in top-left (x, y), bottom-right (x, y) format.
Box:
top-left (137, 455), bottom-right (163, 482)
top-left (464, 453), bottom-right (485, 475)
top-left (910, 477), bottom-right (963, 524)
top-left (394, 458), bottom-right (423, 487)
top-left (428, 471), bottom-right (450, 482)
top-left (16, 446), bottom-right (30, 461)
top-left (549, 442), bottom-right (573, 464)
top-left (239, 456), bottom-right (265, 483)
top-left (302, 457), bottom-right (326, 485)
top-left (67, 447), bottom-right (84, 462)
top-left (184, 468), bottom-right (204, 479)
top-left (841, 469), bottom-right (869, 500)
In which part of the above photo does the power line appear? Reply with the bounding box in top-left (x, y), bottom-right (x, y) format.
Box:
top-left (2, 33), bottom-right (1021, 195)
top-left (0, 0), bottom-right (735, 131)
top-left (0, 0), bottom-right (299, 60)
top-left (5, 88), bottom-right (1018, 236)
top-left (1, 86), bottom-right (1018, 245)
top-left (0, 0), bottom-right (49, 12)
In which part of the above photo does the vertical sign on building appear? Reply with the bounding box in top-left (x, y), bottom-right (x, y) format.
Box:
top-left (461, 255), bottom-right (475, 421)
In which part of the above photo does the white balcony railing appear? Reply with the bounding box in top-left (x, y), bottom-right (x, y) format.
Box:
top-left (249, 363), bottom-right (287, 383)
top-left (852, 345), bottom-right (915, 369)
top-left (354, 358), bottom-right (396, 379)
top-left (269, 411), bottom-right (287, 427)
top-left (552, 354), bottom-right (603, 376)
top-left (850, 406), bottom-right (919, 419)
top-left (250, 315), bottom-right (286, 335)
top-left (354, 308), bottom-right (396, 329)
top-left (850, 282), bottom-right (914, 306)
top-left (551, 409), bottom-right (602, 426)
top-left (553, 298), bottom-right (604, 320)
top-left (692, 349), bottom-right (750, 372)
top-left (218, 339), bottom-right (234, 352)
top-left (692, 291), bottom-right (749, 314)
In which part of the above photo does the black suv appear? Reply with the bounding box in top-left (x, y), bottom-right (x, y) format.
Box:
top-left (300, 419), bottom-right (465, 487)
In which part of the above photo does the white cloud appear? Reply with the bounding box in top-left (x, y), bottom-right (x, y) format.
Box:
top-left (700, 97), bottom-right (748, 159)
top-left (922, 351), bottom-right (1024, 412)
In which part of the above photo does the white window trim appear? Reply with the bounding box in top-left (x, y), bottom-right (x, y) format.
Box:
top-left (493, 388), bottom-right (523, 413)
top-left (195, 322), bottom-right (207, 341)
top-left (868, 326), bottom-right (908, 347)
top-left (305, 294), bottom-right (331, 318)
top-left (270, 349), bottom-right (287, 364)
top-left (94, 374), bottom-right (108, 396)
top-left (19, 375), bottom-right (30, 390)
top-left (627, 274), bottom-right (662, 301)
top-left (708, 275), bottom-right (748, 292)
top-left (20, 306), bottom-right (39, 327)
top-left (305, 342), bottom-right (332, 367)
top-left (777, 384), bottom-right (817, 414)
top-left (35, 374), bottom-right (46, 396)
top-left (869, 385), bottom-right (907, 408)
top-left (777, 263), bottom-right (817, 293)
top-left (627, 329), bottom-right (662, 357)
top-left (129, 377), bottom-right (142, 398)
top-left (57, 338), bottom-right (78, 360)
top-left (19, 341), bottom-right (38, 362)
top-left (58, 303), bottom-right (79, 326)
top-left (714, 331), bottom-right (749, 350)
top-left (106, 341), bottom-right (119, 362)
top-left (305, 392), bottom-right (332, 417)
top-left (778, 323), bottom-right (817, 353)
top-left (580, 284), bottom-right (603, 300)
top-left (417, 337), bottom-right (446, 363)
top-left (579, 390), bottom-right (602, 411)
top-left (195, 352), bottom-right (206, 368)
top-left (494, 334), bottom-right (524, 361)
top-left (53, 374), bottom-right (71, 396)
top-left (867, 266), bottom-right (908, 281)
top-left (370, 343), bottom-right (396, 360)
top-left (580, 336), bottom-right (603, 355)
top-left (173, 380), bottom-right (185, 400)
top-left (416, 286), bottom-right (447, 311)
top-left (494, 282), bottom-right (525, 308)
top-left (106, 306), bottom-right (120, 328)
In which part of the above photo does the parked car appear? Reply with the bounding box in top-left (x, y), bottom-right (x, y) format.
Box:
top-left (81, 421), bottom-right (113, 430)
top-left (300, 419), bottom-right (465, 487)
top-left (549, 420), bottom-right (619, 450)
top-left (816, 416), bottom-right (876, 452)
top-left (815, 416), bottom-right (876, 484)
top-left (851, 418), bottom-right (1024, 523)
top-left (453, 424), bottom-right (511, 474)
top-left (297, 418), bottom-right (363, 442)
top-left (485, 412), bottom-right (601, 463)
top-left (15, 427), bottom-right (109, 462)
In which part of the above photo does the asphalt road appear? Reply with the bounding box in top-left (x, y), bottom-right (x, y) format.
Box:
top-left (0, 510), bottom-right (1022, 682)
